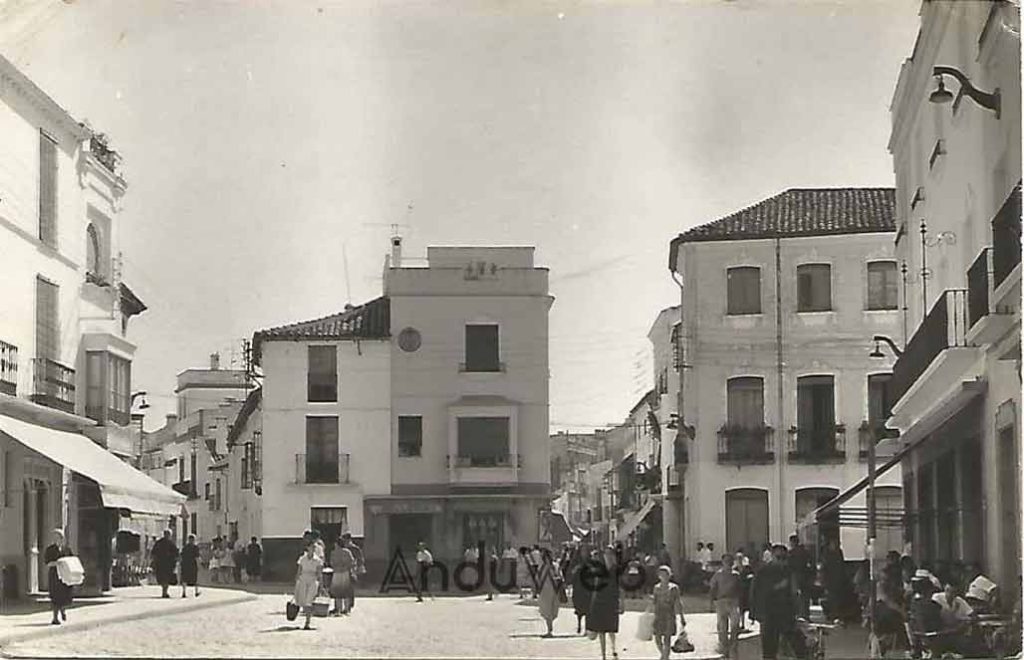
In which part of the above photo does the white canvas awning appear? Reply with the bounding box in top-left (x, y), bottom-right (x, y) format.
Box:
top-left (0, 415), bottom-right (185, 516)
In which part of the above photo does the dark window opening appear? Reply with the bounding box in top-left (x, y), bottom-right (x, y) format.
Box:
top-left (797, 264), bottom-right (832, 312)
top-left (305, 416), bottom-right (339, 483)
top-left (727, 267), bottom-right (762, 315)
top-left (398, 416), bottom-right (423, 457)
top-left (456, 417), bottom-right (510, 466)
top-left (867, 261), bottom-right (899, 310)
top-left (464, 325), bottom-right (500, 372)
top-left (307, 346), bottom-right (337, 402)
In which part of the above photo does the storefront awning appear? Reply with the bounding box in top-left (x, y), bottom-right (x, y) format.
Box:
top-left (0, 415), bottom-right (185, 516)
top-left (616, 497), bottom-right (657, 539)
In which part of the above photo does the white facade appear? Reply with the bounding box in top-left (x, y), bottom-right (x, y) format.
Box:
top-left (887, 0), bottom-right (1021, 591)
top-left (670, 195), bottom-right (904, 564)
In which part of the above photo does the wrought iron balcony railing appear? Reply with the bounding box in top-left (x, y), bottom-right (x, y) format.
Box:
top-left (891, 289), bottom-right (968, 405)
top-left (31, 357), bottom-right (76, 414)
top-left (787, 424), bottom-right (846, 463)
top-left (0, 340), bottom-right (17, 396)
top-left (968, 248), bottom-right (992, 329)
top-left (717, 425), bottom-right (775, 464)
top-left (448, 454), bottom-right (521, 468)
top-left (992, 184), bottom-right (1022, 289)
top-left (295, 452), bottom-right (350, 484)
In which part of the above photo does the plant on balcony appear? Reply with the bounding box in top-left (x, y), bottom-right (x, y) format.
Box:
top-left (89, 133), bottom-right (121, 175)
top-left (717, 424), bottom-right (774, 462)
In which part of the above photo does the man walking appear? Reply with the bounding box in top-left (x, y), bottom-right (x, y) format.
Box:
top-left (751, 544), bottom-right (808, 660)
top-left (415, 541), bottom-right (434, 602)
top-left (787, 534), bottom-right (811, 618)
top-left (245, 537), bottom-right (262, 582)
top-left (709, 553), bottom-right (744, 659)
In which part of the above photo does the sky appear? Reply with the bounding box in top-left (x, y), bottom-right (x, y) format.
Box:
top-left (0, 0), bottom-right (921, 432)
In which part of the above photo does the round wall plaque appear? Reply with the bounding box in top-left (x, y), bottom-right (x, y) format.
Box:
top-left (397, 327), bottom-right (422, 352)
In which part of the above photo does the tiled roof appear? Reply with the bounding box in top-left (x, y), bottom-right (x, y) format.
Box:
top-left (226, 388), bottom-right (262, 449)
top-left (669, 188), bottom-right (896, 267)
top-left (252, 296), bottom-right (390, 364)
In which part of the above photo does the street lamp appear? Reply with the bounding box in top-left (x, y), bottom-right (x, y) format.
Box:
top-left (870, 335), bottom-right (903, 359)
top-left (929, 66), bottom-right (1001, 119)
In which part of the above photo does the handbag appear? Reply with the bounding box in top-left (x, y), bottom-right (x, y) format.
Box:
top-left (636, 611), bottom-right (655, 642)
top-left (285, 600), bottom-right (300, 621)
top-left (671, 630), bottom-right (695, 653)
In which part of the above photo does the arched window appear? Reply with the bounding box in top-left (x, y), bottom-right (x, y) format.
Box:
top-left (86, 224), bottom-right (102, 277)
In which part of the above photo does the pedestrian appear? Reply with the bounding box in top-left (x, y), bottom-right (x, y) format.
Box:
top-left (150, 529), bottom-right (179, 599)
top-left (501, 543), bottom-right (518, 596)
top-left (518, 546), bottom-right (534, 599)
top-left (569, 548), bottom-right (592, 634)
top-left (486, 545), bottom-right (500, 601)
top-left (751, 544), bottom-right (807, 660)
top-left (736, 550), bottom-right (755, 630)
top-left (294, 541), bottom-right (324, 631)
top-left (696, 541), bottom-right (711, 572)
top-left (180, 534), bottom-right (201, 598)
top-left (341, 533), bottom-right (364, 611)
top-left (586, 545), bottom-right (622, 660)
top-left (415, 541), bottom-right (433, 602)
top-left (246, 537), bottom-right (262, 582)
top-left (328, 537), bottom-right (355, 615)
top-left (821, 537), bottom-right (855, 623)
top-left (43, 529), bottom-right (74, 625)
top-left (709, 553), bottom-right (743, 659)
top-left (220, 537), bottom-right (236, 584)
top-left (232, 538), bottom-right (245, 584)
top-left (537, 548), bottom-right (563, 637)
top-left (624, 549), bottom-right (644, 599)
top-left (761, 542), bottom-right (773, 565)
top-left (463, 542), bottom-right (480, 592)
top-left (208, 538), bottom-right (221, 584)
top-left (650, 565), bottom-right (686, 660)
top-left (787, 534), bottom-right (811, 618)
top-left (644, 552), bottom-right (659, 595)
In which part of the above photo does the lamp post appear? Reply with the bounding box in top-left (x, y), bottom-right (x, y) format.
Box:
top-left (130, 391), bottom-right (149, 465)
top-left (929, 66), bottom-right (1001, 119)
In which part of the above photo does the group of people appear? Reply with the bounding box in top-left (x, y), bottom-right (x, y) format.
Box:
top-left (149, 530), bottom-right (263, 598)
top-left (291, 530), bottom-right (366, 630)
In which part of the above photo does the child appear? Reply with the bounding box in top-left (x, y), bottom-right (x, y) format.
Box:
top-left (651, 565), bottom-right (686, 660)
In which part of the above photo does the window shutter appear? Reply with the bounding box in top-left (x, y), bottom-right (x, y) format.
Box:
top-left (38, 132), bottom-right (57, 246)
top-left (35, 277), bottom-right (59, 360)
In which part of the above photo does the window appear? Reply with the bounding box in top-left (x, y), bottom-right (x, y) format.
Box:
top-left (727, 267), bottom-right (761, 315)
top-left (190, 453), bottom-right (196, 491)
top-left (867, 373), bottom-right (894, 428)
top-left (456, 417), bottom-right (510, 466)
top-left (867, 261), bottom-right (899, 310)
top-left (214, 479), bottom-right (222, 510)
top-left (178, 458), bottom-right (186, 485)
top-left (307, 346), bottom-right (337, 402)
top-left (726, 377), bottom-right (764, 429)
top-left (796, 264), bottom-right (832, 312)
top-left (464, 325), bottom-right (500, 372)
top-left (35, 277), bottom-right (59, 360)
top-left (86, 224), bottom-right (102, 279)
top-left (204, 482), bottom-right (210, 500)
top-left (305, 416), bottom-right (339, 483)
top-left (398, 416), bottom-right (423, 457)
top-left (241, 442), bottom-right (253, 489)
top-left (85, 352), bottom-right (131, 425)
top-left (796, 375), bottom-right (836, 452)
top-left (190, 513), bottom-right (197, 535)
top-left (39, 131), bottom-right (57, 247)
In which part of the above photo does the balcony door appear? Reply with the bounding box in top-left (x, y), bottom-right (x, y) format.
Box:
top-left (305, 417), bottom-right (339, 483)
top-left (456, 417), bottom-right (510, 467)
top-left (797, 376), bottom-right (835, 453)
top-left (795, 487), bottom-right (839, 553)
top-left (311, 507), bottom-right (347, 562)
top-left (725, 488), bottom-right (768, 558)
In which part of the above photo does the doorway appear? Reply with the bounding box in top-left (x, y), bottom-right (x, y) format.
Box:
top-left (389, 514), bottom-right (433, 562)
top-left (726, 489), bottom-right (769, 557)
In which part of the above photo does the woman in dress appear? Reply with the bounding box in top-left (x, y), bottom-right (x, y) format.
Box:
top-left (587, 546), bottom-right (622, 660)
top-left (219, 539), bottom-right (235, 584)
top-left (208, 538), bottom-right (221, 584)
top-left (294, 541), bottom-right (324, 630)
top-left (180, 534), bottom-right (200, 598)
top-left (650, 565), bottom-right (686, 660)
top-left (44, 529), bottom-right (74, 625)
top-left (329, 538), bottom-right (355, 616)
top-left (569, 546), bottom-right (592, 634)
top-left (537, 548), bottom-right (563, 637)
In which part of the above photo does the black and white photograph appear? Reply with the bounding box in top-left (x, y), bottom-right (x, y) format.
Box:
top-left (0, 1), bottom-right (1020, 658)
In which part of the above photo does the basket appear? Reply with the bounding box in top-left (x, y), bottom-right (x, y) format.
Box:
top-left (311, 598), bottom-right (330, 618)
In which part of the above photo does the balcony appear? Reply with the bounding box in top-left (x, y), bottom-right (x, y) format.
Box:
top-left (717, 425), bottom-right (775, 464)
top-left (171, 480), bottom-right (194, 498)
top-left (890, 289), bottom-right (983, 430)
top-left (967, 248), bottom-right (1016, 346)
top-left (0, 341), bottom-right (17, 396)
top-left (294, 452), bottom-right (351, 484)
top-left (30, 357), bottom-right (76, 414)
top-left (787, 424), bottom-right (846, 463)
top-left (992, 184), bottom-right (1022, 291)
top-left (458, 361), bottom-right (506, 373)
top-left (448, 453), bottom-right (520, 487)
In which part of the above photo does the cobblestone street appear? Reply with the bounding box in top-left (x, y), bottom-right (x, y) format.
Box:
top-left (3, 592), bottom-right (760, 659)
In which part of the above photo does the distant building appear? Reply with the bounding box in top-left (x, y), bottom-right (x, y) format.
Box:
top-left (243, 239), bottom-right (554, 579)
top-left (668, 187), bottom-right (905, 563)
top-left (0, 54), bottom-right (182, 597)
top-left (883, 0), bottom-right (1020, 592)
top-left (550, 431), bottom-right (603, 530)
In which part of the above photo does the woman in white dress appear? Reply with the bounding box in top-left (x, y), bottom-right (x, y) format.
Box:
top-left (294, 542), bottom-right (324, 630)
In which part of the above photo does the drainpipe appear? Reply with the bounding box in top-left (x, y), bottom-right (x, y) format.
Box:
top-left (775, 236), bottom-right (785, 538)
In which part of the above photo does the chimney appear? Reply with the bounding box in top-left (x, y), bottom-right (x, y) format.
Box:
top-left (390, 235), bottom-right (402, 267)
top-left (165, 413), bottom-right (178, 425)
top-left (210, 352), bottom-right (220, 370)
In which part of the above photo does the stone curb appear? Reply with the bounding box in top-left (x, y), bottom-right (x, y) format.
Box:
top-left (0, 591), bottom-right (258, 655)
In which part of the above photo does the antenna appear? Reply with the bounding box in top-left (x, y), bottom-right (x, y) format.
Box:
top-left (342, 243), bottom-right (352, 304)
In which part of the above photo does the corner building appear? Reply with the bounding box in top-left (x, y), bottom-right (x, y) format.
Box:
top-left (667, 188), bottom-right (905, 564)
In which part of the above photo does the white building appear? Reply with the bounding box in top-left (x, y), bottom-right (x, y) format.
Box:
top-left (0, 53), bottom-right (182, 597)
top-left (882, 0), bottom-right (1020, 593)
top-left (667, 188), bottom-right (905, 564)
